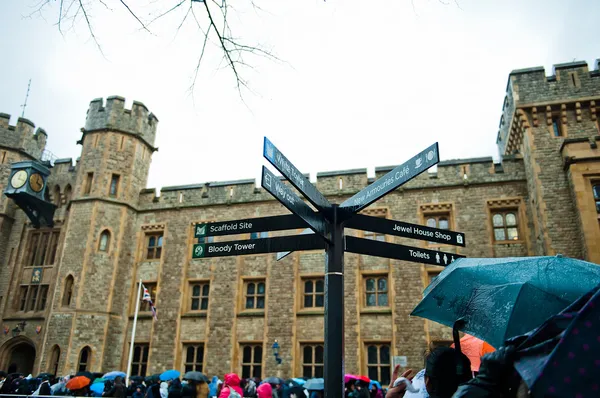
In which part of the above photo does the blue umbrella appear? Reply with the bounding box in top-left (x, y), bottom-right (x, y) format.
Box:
top-left (160, 370), bottom-right (180, 381)
top-left (369, 380), bottom-right (382, 390)
top-left (292, 378), bottom-right (306, 386)
top-left (103, 371), bottom-right (126, 381)
top-left (90, 383), bottom-right (105, 396)
top-left (411, 256), bottom-right (600, 348)
top-left (304, 378), bottom-right (324, 391)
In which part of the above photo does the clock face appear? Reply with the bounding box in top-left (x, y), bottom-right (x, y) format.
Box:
top-left (10, 170), bottom-right (28, 189)
top-left (29, 173), bottom-right (44, 193)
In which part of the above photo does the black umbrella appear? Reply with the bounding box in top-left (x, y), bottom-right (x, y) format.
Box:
top-left (76, 371), bottom-right (94, 380)
top-left (37, 373), bottom-right (54, 379)
top-left (130, 376), bottom-right (144, 383)
top-left (183, 371), bottom-right (208, 383)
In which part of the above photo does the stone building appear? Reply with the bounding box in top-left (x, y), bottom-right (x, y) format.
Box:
top-left (0, 60), bottom-right (598, 383)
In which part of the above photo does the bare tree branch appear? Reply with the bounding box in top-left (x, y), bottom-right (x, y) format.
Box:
top-left (117, 0), bottom-right (150, 32)
top-left (77, 0), bottom-right (105, 56)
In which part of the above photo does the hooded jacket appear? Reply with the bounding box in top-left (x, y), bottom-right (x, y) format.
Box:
top-left (257, 384), bottom-right (273, 398)
top-left (218, 374), bottom-right (243, 398)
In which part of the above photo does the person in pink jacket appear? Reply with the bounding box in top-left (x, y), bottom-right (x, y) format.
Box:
top-left (257, 383), bottom-right (272, 398)
top-left (218, 374), bottom-right (243, 398)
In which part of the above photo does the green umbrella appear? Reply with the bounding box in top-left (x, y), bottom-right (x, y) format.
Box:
top-left (411, 255), bottom-right (600, 348)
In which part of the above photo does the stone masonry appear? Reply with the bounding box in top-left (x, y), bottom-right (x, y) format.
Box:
top-left (0, 61), bottom-right (598, 382)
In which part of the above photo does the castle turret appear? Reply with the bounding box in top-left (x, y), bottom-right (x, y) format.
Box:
top-left (41, 97), bottom-right (159, 373)
top-left (497, 60), bottom-right (600, 261)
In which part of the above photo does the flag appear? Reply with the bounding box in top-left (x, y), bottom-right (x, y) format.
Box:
top-left (142, 284), bottom-right (158, 320)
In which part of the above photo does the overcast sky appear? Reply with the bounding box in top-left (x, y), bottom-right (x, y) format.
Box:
top-left (1, 0), bottom-right (598, 191)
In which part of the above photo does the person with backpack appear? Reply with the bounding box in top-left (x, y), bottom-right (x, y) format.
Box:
top-left (218, 374), bottom-right (243, 398)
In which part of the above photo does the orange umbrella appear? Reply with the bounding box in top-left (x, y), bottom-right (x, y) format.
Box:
top-left (66, 376), bottom-right (91, 391)
top-left (451, 334), bottom-right (495, 372)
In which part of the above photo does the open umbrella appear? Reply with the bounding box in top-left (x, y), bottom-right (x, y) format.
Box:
top-left (291, 378), bottom-right (306, 386)
top-left (263, 377), bottom-right (283, 385)
top-left (450, 334), bottom-right (495, 372)
top-left (77, 371), bottom-right (94, 380)
top-left (411, 256), bottom-right (600, 348)
top-left (369, 380), bottom-right (382, 390)
top-left (183, 371), bottom-right (208, 383)
top-left (511, 281), bottom-right (600, 397)
top-left (93, 378), bottom-right (106, 384)
top-left (304, 378), bottom-right (324, 391)
top-left (103, 371), bottom-right (126, 381)
top-left (36, 373), bottom-right (54, 380)
top-left (344, 375), bottom-right (358, 384)
top-left (66, 376), bottom-right (91, 390)
top-left (160, 370), bottom-right (180, 381)
top-left (90, 382), bottom-right (105, 395)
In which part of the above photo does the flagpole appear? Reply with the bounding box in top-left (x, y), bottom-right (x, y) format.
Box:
top-left (126, 279), bottom-right (143, 386)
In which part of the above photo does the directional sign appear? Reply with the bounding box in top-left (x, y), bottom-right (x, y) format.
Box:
top-left (264, 137), bottom-right (332, 214)
top-left (346, 214), bottom-right (466, 247)
top-left (261, 166), bottom-right (330, 242)
top-left (194, 215), bottom-right (308, 238)
top-left (340, 143), bottom-right (439, 214)
top-left (345, 236), bottom-right (465, 266)
top-left (192, 234), bottom-right (326, 258)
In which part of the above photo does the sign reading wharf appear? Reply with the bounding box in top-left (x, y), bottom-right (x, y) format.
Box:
top-left (191, 138), bottom-right (466, 398)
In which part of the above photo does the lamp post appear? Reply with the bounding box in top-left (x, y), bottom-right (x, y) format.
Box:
top-left (272, 340), bottom-right (282, 364)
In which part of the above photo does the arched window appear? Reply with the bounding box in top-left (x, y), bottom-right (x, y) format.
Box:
top-left (64, 185), bottom-right (72, 206)
top-left (53, 185), bottom-right (61, 207)
top-left (78, 346), bottom-right (91, 372)
top-left (48, 345), bottom-right (61, 375)
top-left (62, 275), bottom-right (74, 307)
top-left (98, 230), bottom-right (110, 252)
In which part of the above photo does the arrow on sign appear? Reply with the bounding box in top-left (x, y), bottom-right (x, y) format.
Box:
top-left (344, 236), bottom-right (465, 266)
top-left (261, 166), bottom-right (330, 242)
top-left (264, 137), bottom-right (332, 215)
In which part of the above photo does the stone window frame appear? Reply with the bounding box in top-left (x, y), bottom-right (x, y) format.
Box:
top-left (297, 274), bottom-right (325, 313)
top-left (141, 224), bottom-right (165, 262)
top-left (592, 181), bottom-right (600, 215)
top-left (419, 203), bottom-right (454, 248)
top-left (359, 271), bottom-right (391, 313)
top-left (130, 343), bottom-right (149, 377)
top-left (362, 341), bottom-right (392, 386)
top-left (82, 172), bottom-right (94, 196)
top-left (97, 229), bottom-right (112, 253)
top-left (108, 173), bottom-right (121, 198)
top-left (298, 342), bottom-right (324, 379)
top-left (24, 229), bottom-right (61, 267)
top-left (182, 342), bottom-right (205, 373)
top-left (61, 275), bottom-right (75, 308)
top-left (16, 284), bottom-right (49, 313)
top-left (77, 345), bottom-right (92, 372)
top-left (238, 278), bottom-right (267, 314)
top-left (546, 105), bottom-right (568, 138)
top-left (239, 342), bottom-right (264, 379)
top-left (187, 280), bottom-right (210, 313)
top-left (48, 345), bottom-right (61, 375)
top-left (486, 198), bottom-right (525, 245)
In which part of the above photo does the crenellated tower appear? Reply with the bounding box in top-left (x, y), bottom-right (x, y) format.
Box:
top-left (497, 59), bottom-right (600, 261)
top-left (41, 97), bottom-right (159, 374)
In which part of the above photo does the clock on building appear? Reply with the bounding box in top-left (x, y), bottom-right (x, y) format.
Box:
top-left (4, 161), bottom-right (56, 228)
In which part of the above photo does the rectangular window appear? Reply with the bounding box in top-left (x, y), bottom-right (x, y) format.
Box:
top-left (363, 275), bottom-right (389, 307)
top-left (183, 343), bottom-right (205, 373)
top-left (244, 280), bottom-right (266, 310)
top-left (83, 172), bottom-right (93, 195)
top-left (302, 278), bottom-right (324, 309)
top-left (365, 343), bottom-right (391, 386)
top-left (593, 184), bottom-right (600, 213)
top-left (301, 344), bottom-right (324, 379)
top-left (491, 211), bottom-right (520, 241)
top-left (240, 344), bottom-right (263, 379)
top-left (109, 174), bottom-right (120, 197)
top-left (190, 282), bottom-right (209, 311)
top-left (19, 285), bottom-right (49, 312)
top-left (425, 214), bottom-right (450, 230)
top-left (131, 344), bottom-right (149, 377)
top-left (552, 118), bottom-right (563, 137)
top-left (146, 233), bottom-right (163, 260)
top-left (25, 230), bottom-right (60, 266)
top-left (140, 283), bottom-right (157, 312)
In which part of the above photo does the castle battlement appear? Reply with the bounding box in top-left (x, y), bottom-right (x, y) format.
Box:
top-left (0, 113), bottom-right (47, 159)
top-left (138, 155), bottom-right (526, 210)
top-left (497, 59), bottom-right (600, 155)
top-left (84, 96), bottom-right (158, 147)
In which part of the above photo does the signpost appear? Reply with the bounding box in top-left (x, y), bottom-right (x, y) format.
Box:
top-left (191, 138), bottom-right (466, 398)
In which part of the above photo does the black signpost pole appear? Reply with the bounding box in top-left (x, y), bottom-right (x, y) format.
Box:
top-left (324, 205), bottom-right (344, 398)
